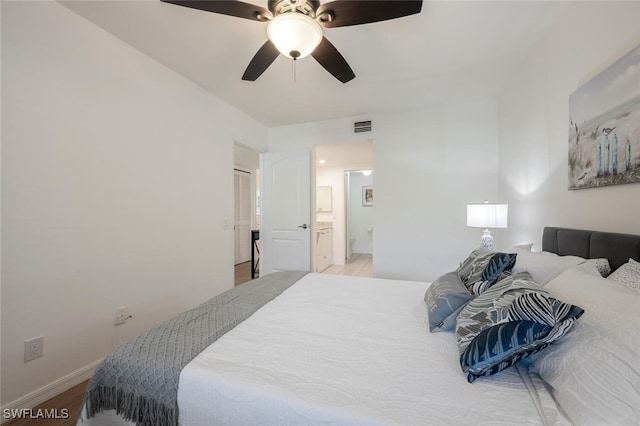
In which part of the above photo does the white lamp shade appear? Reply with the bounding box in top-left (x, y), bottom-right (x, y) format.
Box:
top-left (467, 204), bottom-right (508, 228)
top-left (267, 13), bottom-right (323, 59)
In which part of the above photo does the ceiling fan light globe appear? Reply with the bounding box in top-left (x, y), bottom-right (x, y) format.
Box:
top-left (267, 13), bottom-right (323, 59)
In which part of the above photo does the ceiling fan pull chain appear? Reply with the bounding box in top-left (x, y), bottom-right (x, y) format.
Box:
top-left (292, 58), bottom-right (297, 83)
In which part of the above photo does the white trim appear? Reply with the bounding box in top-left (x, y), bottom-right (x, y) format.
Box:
top-left (0, 359), bottom-right (102, 424)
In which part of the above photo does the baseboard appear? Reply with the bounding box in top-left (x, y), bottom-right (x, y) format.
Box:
top-left (0, 359), bottom-right (102, 424)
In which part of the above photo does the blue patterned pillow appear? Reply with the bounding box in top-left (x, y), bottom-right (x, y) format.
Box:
top-left (457, 248), bottom-right (494, 284)
top-left (457, 250), bottom-right (517, 295)
top-left (424, 272), bottom-right (473, 332)
top-left (456, 272), bottom-right (584, 383)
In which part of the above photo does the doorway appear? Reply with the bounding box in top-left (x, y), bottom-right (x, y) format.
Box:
top-left (233, 143), bottom-right (260, 286)
top-left (315, 140), bottom-right (373, 274)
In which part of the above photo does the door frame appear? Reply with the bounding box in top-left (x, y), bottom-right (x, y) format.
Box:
top-left (232, 142), bottom-right (261, 278)
top-left (233, 167), bottom-right (254, 265)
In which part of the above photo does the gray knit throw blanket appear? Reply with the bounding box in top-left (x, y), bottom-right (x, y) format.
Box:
top-left (82, 270), bottom-right (308, 426)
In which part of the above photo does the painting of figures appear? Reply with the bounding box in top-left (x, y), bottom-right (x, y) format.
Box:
top-left (569, 44), bottom-right (640, 190)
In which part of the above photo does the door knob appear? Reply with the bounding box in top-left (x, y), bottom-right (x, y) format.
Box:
top-left (298, 224), bottom-right (308, 229)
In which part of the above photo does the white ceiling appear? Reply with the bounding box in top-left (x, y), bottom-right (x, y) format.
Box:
top-left (60, 0), bottom-right (570, 127)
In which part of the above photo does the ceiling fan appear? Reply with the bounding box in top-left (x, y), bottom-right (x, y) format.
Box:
top-left (160, 0), bottom-right (423, 83)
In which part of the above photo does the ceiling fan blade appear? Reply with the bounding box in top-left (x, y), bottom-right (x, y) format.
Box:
top-left (316, 0), bottom-right (422, 28)
top-left (161, 0), bottom-right (272, 22)
top-left (311, 37), bottom-right (355, 83)
top-left (242, 40), bottom-right (280, 81)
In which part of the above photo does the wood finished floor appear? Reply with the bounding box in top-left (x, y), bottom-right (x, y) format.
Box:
top-left (234, 260), bottom-right (253, 286)
top-left (3, 380), bottom-right (88, 426)
top-left (8, 255), bottom-right (373, 425)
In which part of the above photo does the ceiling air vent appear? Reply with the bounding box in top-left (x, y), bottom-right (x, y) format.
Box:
top-left (354, 120), bottom-right (372, 133)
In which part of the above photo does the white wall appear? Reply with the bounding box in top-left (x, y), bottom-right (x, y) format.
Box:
top-left (373, 103), bottom-right (501, 280)
top-left (1, 1), bottom-right (267, 408)
top-left (269, 100), bottom-right (501, 281)
top-left (498, 1), bottom-right (640, 250)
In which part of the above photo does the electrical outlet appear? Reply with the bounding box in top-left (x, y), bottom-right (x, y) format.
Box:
top-left (24, 336), bottom-right (44, 363)
top-left (114, 306), bottom-right (131, 326)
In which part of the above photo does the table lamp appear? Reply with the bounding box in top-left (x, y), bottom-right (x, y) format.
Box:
top-left (467, 202), bottom-right (508, 250)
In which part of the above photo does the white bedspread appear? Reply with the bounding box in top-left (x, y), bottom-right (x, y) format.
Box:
top-left (178, 273), bottom-right (565, 425)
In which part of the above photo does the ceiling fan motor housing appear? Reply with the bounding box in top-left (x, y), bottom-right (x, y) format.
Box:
top-left (268, 0), bottom-right (321, 18)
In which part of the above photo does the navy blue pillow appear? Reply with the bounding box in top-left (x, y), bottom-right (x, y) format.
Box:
top-left (460, 320), bottom-right (553, 382)
top-left (456, 274), bottom-right (584, 383)
top-left (465, 252), bottom-right (517, 295)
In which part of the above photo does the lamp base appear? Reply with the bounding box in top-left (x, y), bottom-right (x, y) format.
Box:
top-left (480, 229), bottom-right (494, 250)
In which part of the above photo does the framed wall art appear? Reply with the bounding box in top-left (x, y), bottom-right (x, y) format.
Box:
top-left (568, 44), bottom-right (640, 190)
top-left (362, 186), bottom-right (373, 206)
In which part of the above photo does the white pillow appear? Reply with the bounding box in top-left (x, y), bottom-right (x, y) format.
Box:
top-left (510, 248), bottom-right (586, 285)
top-left (584, 258), bottom-right (611, 277)
top-left (608, 258), bottom-right (640, 291)
top-left (529, 264), bottom-right (640, 425)
top-left (503, 243), bottom-right (533, 252)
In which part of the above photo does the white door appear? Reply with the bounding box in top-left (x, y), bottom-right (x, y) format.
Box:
top-left (234, 169), bottom-right (252, 264)
top-left (260, 150), bottom-right (311, 275)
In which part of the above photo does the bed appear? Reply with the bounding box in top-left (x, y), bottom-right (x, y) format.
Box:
top-left (78, 227), bottom-right (640, 426)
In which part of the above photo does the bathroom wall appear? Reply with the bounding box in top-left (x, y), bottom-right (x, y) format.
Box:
top-left (347, 171), bottom-right (373, 255)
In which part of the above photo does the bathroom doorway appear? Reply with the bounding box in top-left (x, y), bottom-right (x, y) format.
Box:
top-left (315, 140), bottom-right (373, 275)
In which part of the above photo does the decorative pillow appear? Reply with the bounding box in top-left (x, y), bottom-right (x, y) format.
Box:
top-left (456, 272), bottom-right (537, 354)
top-left (510, 248), bottom-right (586, 285)
top-left (456, 249), bottom-right (517, 295)
top-left (472, 252), bottom-right (518, 294)
top-left (424, 272), bottom-right (473, 332)
top-left (505, 243), bottom-right (533, 252)
top-left (456, 248), bottom-right (494, 283)
top-left (608, 258), bottom-right (640, 291)
top-left (530, 265), bottom-right (640, 424)
top-left (586, 258), bottom-right (612, 277)
top-left (456, 272), bottom-right (584, 383)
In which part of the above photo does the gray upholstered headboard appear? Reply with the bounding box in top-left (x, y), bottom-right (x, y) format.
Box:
top-left (542, 227), bottom-right (640, 271)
